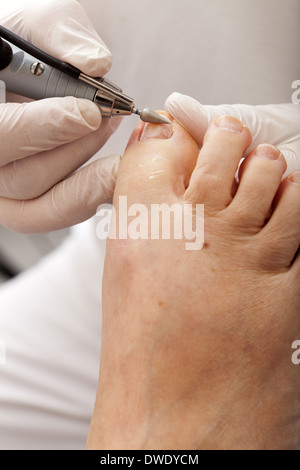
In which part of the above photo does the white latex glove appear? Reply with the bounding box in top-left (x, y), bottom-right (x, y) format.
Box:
top-left (165, 93), bottom-right (300, 176)
top-left (0, 0), bottom-right (121, 233)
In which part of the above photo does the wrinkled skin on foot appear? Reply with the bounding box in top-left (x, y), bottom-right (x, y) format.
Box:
top-left (87, 114), bottom-right (300, 450)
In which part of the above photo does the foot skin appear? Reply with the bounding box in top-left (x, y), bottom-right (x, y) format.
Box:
top-left (87, 114), bottom-right (300, 450)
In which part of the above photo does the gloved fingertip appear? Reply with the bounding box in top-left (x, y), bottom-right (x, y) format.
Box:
top-left (164, 92), bottom-right (185, 116)
top-left (77, 48), bottom-right (113, 77)
top-left (164, 92), bottom-right (210, 147)
top-left (76, 99), bottom-right (102, 130)
top-left (165, 91), bottom-right (184, 106)
top-left (92, 48), bottom-right (113, 76)
top-left (165, 92), bottom-right (209, 124)
top-left (95, 154), bottom-right (121, 185)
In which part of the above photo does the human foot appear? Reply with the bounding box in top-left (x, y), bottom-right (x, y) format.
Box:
top-left (87, 114), bottom-right (300, 450)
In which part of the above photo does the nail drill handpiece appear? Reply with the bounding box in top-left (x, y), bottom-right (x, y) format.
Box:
top-left (0, 26), bottom-right (171, 125)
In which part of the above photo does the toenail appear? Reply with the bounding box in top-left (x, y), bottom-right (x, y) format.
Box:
top-left (288, 172), bottom-right (300, 185)
top-left (139, 113), bottom-right (174, 141)
top-left (254, 144), bottom-right (281, 160)
top-left (214, 116), bottom-right (244, 133)
top-left (139, 122), bottom-right (174, 141)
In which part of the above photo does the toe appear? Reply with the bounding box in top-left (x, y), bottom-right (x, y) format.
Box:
top-left (225, 144), bottom-right (287, 232)
top-left (117, 113), bottom-right (199, 204)
top-left (255, 171), bottom-right (300, 269)
top-left (184, 116), bottom-right (252, 212)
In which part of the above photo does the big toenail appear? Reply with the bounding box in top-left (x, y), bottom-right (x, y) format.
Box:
top-left (288, 172), bottom-right (300, 185)
top-left (139, 113), bottom-right (174, 141)
top-left (215, 116), bottom-right (244, 133)
top-left (254, 144), bottom-right (281, 160)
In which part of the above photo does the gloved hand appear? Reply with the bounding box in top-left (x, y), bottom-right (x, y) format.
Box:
top-left (165, 93), bottom-right (300, 176)
top-left (0, 0), bottom-right (121, 233)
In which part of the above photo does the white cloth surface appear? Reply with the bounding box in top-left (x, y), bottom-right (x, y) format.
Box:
top-left (0, 222), bottom-right (105, 449)
top-left (0, 0), bottom-right (299, 449)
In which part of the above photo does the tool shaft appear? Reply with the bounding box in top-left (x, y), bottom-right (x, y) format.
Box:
top-left (0, 35), bottom-right (169, 124)
top-left (0, 41), bottom-right (96, 102)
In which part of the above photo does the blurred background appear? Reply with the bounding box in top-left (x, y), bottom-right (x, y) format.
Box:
top-left (0, 228), bottom-right (69, 285)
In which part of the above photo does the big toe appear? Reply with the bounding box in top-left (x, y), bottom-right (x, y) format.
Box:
top-left (116, 113), bottom-right (199, 204)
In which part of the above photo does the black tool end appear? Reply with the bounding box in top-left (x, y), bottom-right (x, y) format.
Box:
top-left (0, 37), bottom-right (13, 71)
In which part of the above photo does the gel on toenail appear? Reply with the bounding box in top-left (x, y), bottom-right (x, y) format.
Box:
top-left (254, 144), bottom-right (281, 160)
